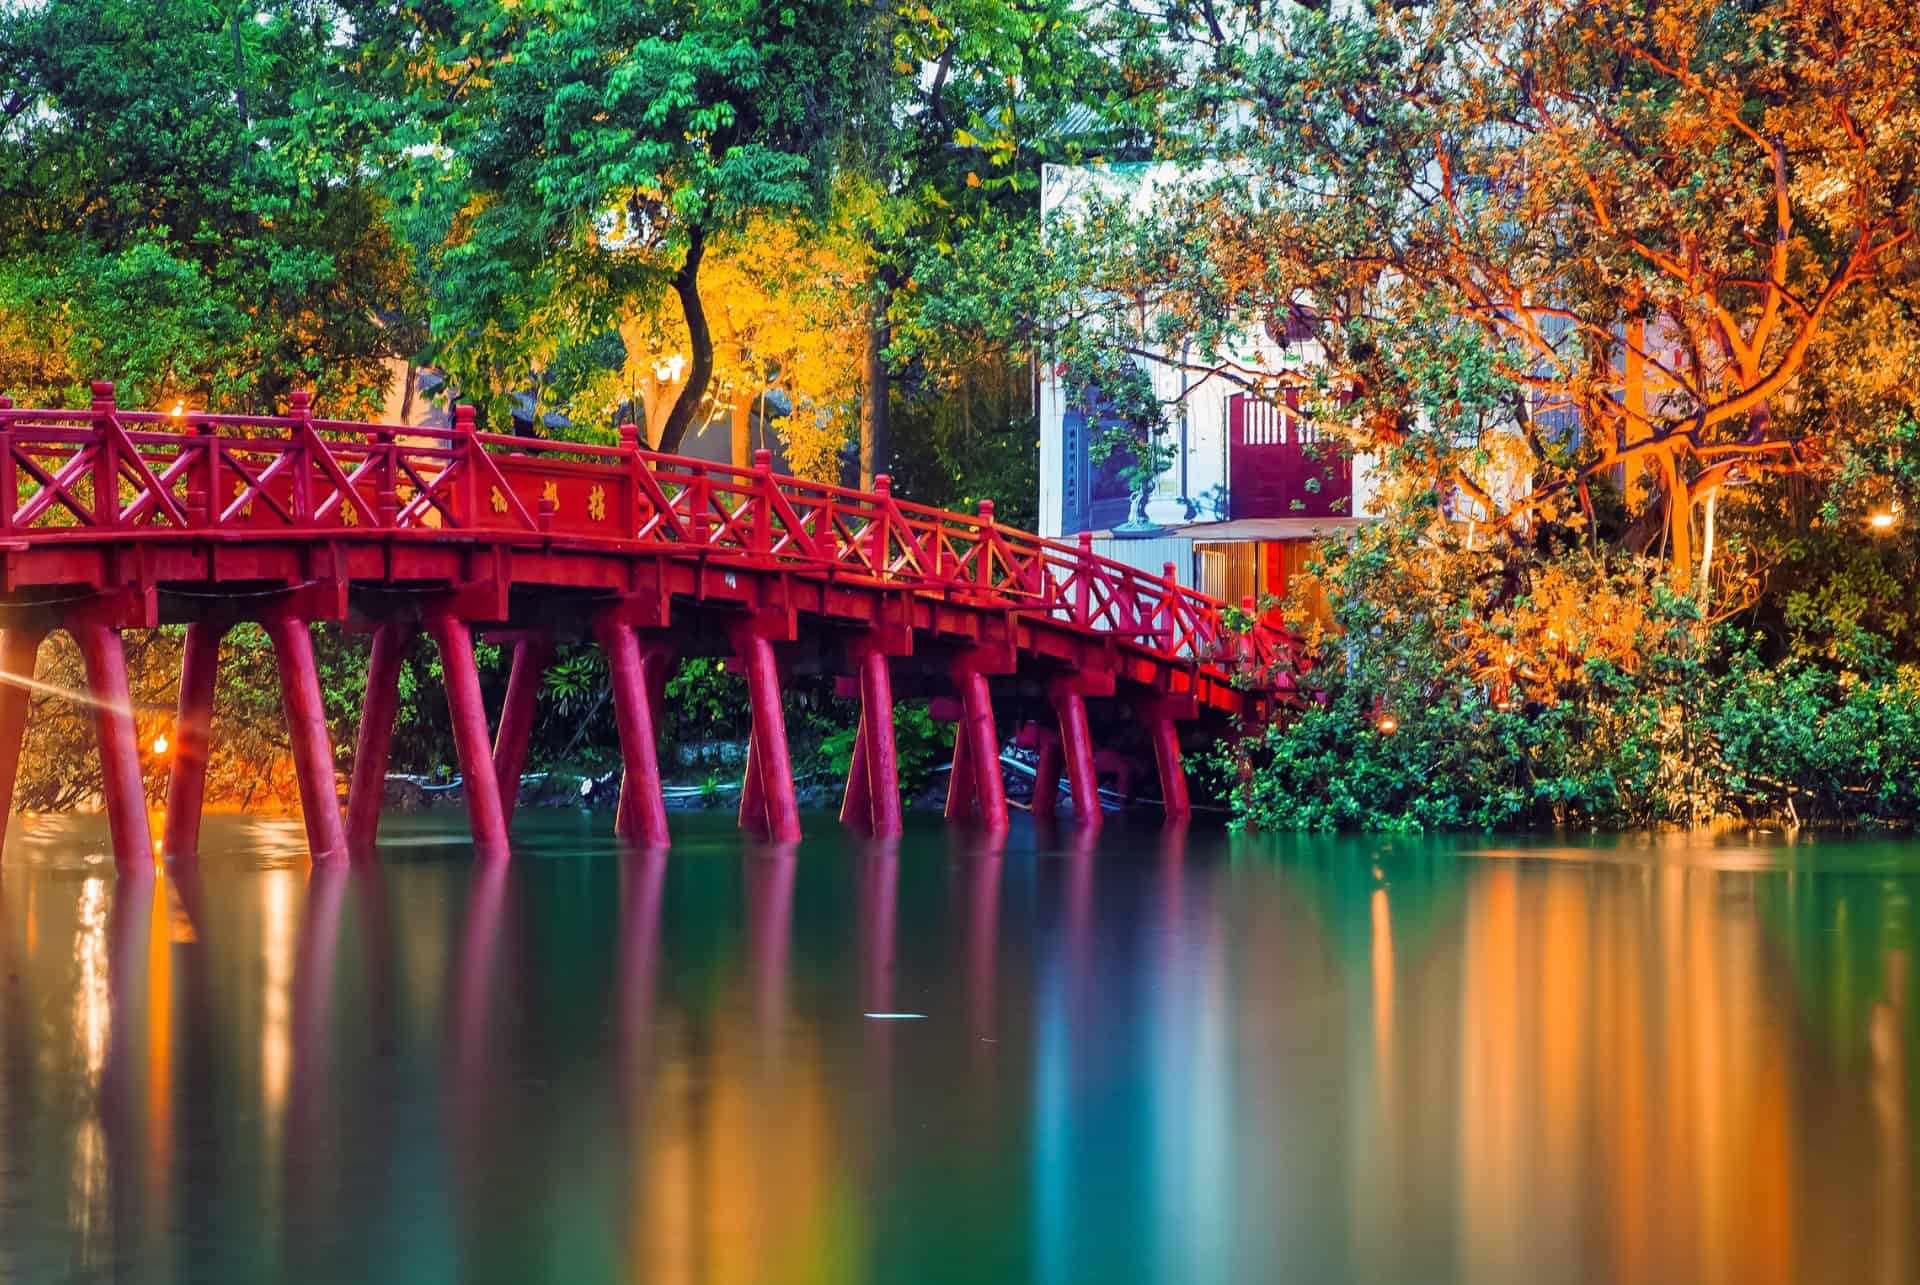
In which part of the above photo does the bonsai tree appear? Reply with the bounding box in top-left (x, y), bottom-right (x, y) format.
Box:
top-left (1070, 347), bottom-right (1176, 533)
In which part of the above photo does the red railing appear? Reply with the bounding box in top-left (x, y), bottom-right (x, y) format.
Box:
top-left (0, 386), bottom-right (1295, 684)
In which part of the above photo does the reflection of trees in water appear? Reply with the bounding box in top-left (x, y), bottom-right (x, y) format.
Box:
top-left (1226, 832), bottom-right (1473, 976)
top-left (1754, 867), bottom-right (1917, 1067)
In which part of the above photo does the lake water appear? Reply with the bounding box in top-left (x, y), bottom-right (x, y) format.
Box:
top-left (2, 812), bottom-right (1918, 1284)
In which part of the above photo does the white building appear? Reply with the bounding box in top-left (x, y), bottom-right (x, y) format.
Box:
top-left (1037, 162), bottom-right (1377, 616)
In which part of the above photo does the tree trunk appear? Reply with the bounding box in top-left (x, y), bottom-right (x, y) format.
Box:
top-left (859, 275), bottom-right (892, 488)
top-left (1660, 449), bottom-right (1692, 588)
top-left (658, 227), bottom-right (711, 456)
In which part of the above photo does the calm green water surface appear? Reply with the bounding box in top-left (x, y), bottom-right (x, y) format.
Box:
top-left (3, 813), bottom-right (1919, 1284)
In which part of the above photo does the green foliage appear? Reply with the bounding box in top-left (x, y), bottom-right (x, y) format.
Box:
top-left (1220, 535), bottom-right (1920, 832)
top-left (817, 703), bottom-right (946, 802)
top-left (665, 658), bottom-right (750, 741)
top-left (0, 0), bottom-right (411, 411)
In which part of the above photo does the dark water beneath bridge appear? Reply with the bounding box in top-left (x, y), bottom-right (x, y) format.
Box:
top-left (3, 813), bottom-right (1920, 1284)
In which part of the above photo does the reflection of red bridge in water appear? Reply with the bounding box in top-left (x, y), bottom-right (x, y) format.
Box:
top-left (0, 384), bottom-right (1293, 871)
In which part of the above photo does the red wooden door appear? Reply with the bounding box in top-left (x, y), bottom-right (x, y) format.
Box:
top-left (1227, 391), bottom-right (1352, 520)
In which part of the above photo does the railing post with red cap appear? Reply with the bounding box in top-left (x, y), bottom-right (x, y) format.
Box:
top-left (620, 423), bottom-right (643, 538)
top-left (869, 474), bottom-right (891, 577)
top-left (975, 500), bottom-right (995, 593)
top-left (1074, 531), bottom-right (1094, 627)
top-left (374, 425), bottom-right (398, 528)
top-left (753, 448), bottom-right (774, 558)
top-left (0, 395), bottom-right (15, 535)
top-left (454, 404), bottom-right (478, 529)
top-left (289, 391), bottom-right (315, 524)
top-left (92, 382), bottom-right (118, 529)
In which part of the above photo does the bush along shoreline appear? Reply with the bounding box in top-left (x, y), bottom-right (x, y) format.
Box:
top-left (1211, 532), bottom-right (1920, 835)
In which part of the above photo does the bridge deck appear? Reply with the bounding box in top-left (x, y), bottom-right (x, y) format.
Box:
top-left (0, 386), bottom-right (1293, 869)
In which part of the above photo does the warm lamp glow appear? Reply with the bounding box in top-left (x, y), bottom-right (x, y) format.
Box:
top-left (1376, 716), bottom-right (1398, 734)
top-left (151, 733), bottom-right (169, 755)
top-left (169, 400), bottom-right (186, 419)
top-left (1869, 509), bottom-right (1897, 530)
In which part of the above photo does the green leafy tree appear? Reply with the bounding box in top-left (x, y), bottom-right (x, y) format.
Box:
top-left (0, 0), bottom-right (411, 411)
top-left (399, 0), bottom-right (869, 451)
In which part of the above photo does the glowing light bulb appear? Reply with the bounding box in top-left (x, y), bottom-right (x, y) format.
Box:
top-left (170, 400), bottom-right (186, 419)
top-left (151, 733), bottom-right (169, 755)
top-left (1870, 510), bottom-right (1897, 530)
top-left (1376, 716), bottom-right (1397, 734)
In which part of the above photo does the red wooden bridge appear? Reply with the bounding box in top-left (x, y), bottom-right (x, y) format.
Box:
top-left (0, 384), bottom-right (1288, 872)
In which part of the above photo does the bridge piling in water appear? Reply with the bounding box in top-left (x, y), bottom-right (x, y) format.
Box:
top-left (262, 610), bottom-right (348, 862)
top-left (952, 658), bottom-right (1009, 837)
top-left (1026, 723), bottom-right (1065, 821)
top-left (162, 620), bottom-right (225, 866)
top-left (491, 636), bottom-right (555, 831)
top-left (71, 614), bottom-right (153, 874)
top-left (1048, 677), bottom-right (1103, 830)
top-left (0, 628), bottom-right (44, 858)
top-left (732, 621), bottom-right (802, 844)
top-left (426, 611), bottom-right (511, 862)
top-left (840, 639), bottom-right (902, 838)
top-left (346, 621), bottom-right (413, 859)
top-left (597, 619), bottom-right (672, 848)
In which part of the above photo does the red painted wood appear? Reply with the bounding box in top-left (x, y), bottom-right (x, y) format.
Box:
top-left (1228, 389), bottom-right (1353, 520)
top-left (163, 621), bottom-right (224, 866)
top-left (427, 612), bottom-right (511, 861)
top-left (958, 668), bottom-right (1007, 836)
top-left (840, 718), bottom-right (871, 832)
top-left (598, 618), bottom-right (671, 848)
top-left (0, 628), bottom-right (43, 860)
top-left (1033, 734), bottom-right (1064, 822)
top-left (738, 740), bottom-right (767, 837)
top-left (1051, 681), bottom-right (1101, 831)
top-left (945, 721), bottom-right (975, 823)
top-left (71, 617), bottom-right (153, 875)
top-left (859, 648), bottom-right (902, 838)
top-left (0, 392), bottom-right (1307, 865)
top-left (492, 637), bottom-right (554, 830)
top-left (346, 620), bottom-right (412, 858)
top-left (263, 612), bottom-right (348, 862)
top-left (1150, 714), bottom-right (1191, 822)
top-left (737, 629), bottom-right (802, 844)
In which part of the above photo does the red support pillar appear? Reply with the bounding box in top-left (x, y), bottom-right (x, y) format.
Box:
top-left (944, 721), bottom-right (975, 823)
top-left (839, 718), bottom-right (871, 830)
top-left (733, 625), bottom-right (801, 844)
top-left (491, 636), bottom-right (554, 831)
top-left (426, 611), bottom-right (511, 861)
top-left (957, 667), bottom-right (1007, 837)
top-left (620, 647), bottom-right (671, 837)
top-left (841, 645), bottom-right (901, 838)
top-left (262, 612), bottom-right (347, 862)
top-left (0, 628), bottom-right (45, 860)
top-left (597, 619), bottom-right (671, 848)
top-left (70, 617), bottom-right (153, 874)
top-left (738, 740), bottom-right (767, 835)
top-left (1149, 713), bottom-right (1191, 823)
top-left (1049, 678), bottom-right (1101, 830)
top-left (162, 621), bottom-right (224, 866)
top-left (346, 621), bottom-right (412, 859)
top-left (1032, 730), bottom-right (1064, 822)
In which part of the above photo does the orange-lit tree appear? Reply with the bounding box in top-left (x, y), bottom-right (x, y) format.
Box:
top-left (1105, 0), bottom-right (1919, 586)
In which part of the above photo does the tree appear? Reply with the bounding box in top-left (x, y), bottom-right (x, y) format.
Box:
top-left (0, 0), bottom-right (411, 412)
top-left (404, 0), bottom-right (868, 454)
top-left (1062, 0), bottom-right (1920, 584)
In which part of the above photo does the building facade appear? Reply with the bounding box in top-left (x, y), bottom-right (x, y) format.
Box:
top-left (1036, 163), bottom-right (1377, 615)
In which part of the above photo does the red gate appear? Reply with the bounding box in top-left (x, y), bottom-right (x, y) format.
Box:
top-left (1227, 391), bottom-right (1351, 520)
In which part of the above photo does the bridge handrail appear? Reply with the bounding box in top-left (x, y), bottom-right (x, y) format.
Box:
top-left (0, 389), bottom-right (1298, 682)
